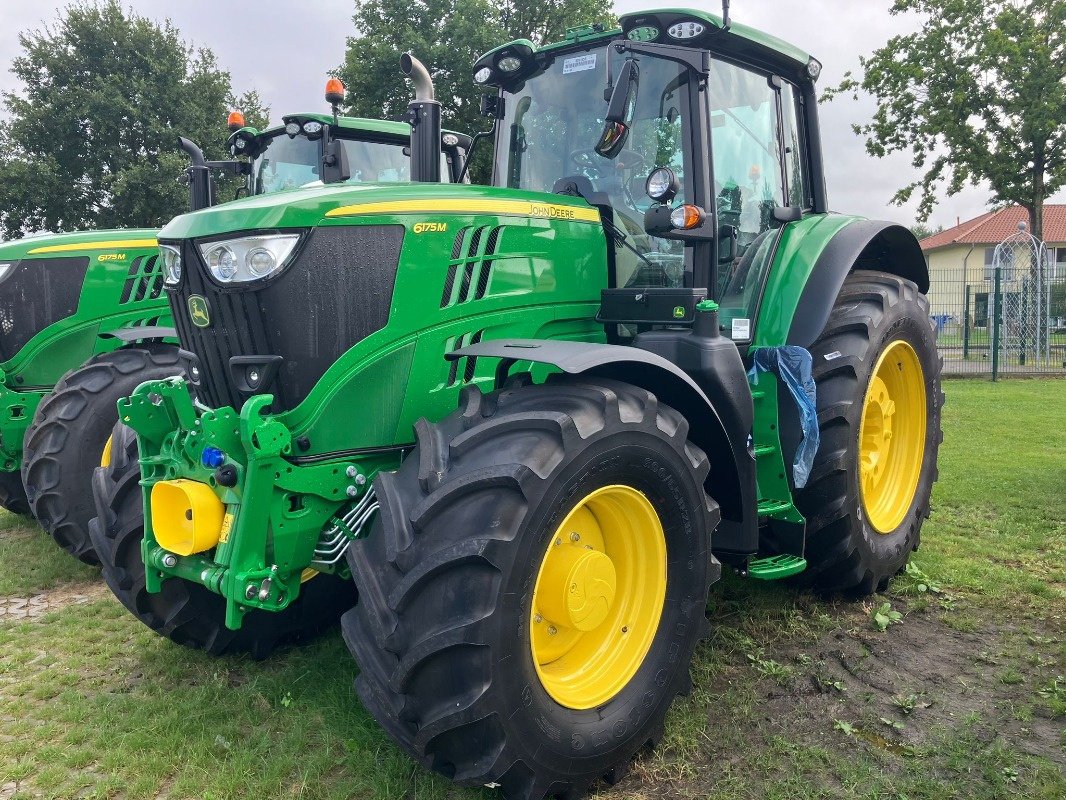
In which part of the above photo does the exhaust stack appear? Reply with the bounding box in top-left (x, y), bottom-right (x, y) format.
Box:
top-left (400, 53), bottom-right (441, 182)
top-left (178, 137), bottom-right (213, 211)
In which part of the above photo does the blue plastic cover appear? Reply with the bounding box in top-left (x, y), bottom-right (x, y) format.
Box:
top-left (748, 346), bottom-right (819, 488)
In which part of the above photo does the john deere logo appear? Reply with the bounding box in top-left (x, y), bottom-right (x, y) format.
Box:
top-left (187, 295), bottom-right (211, 328)
top-left (672, 305), bottom-right (686, 320)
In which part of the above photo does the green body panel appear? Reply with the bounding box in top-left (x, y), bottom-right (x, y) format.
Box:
top-left (0, 228), bottom-right (171, 469)
top-left (130, 182), bottom-right (608, 627)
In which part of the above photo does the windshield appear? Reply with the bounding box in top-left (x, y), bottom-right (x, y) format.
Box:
top-left (251, 133), bottom-right (452, 194)
top-left (494, 43), bottom-right (690, 289)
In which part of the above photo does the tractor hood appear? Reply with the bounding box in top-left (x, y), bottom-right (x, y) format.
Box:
top-left (0, 228), bottom-right (158, 262)
top-left (157, 182), bottom-right (601, 241)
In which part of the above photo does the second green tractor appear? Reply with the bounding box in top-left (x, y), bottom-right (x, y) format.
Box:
top-left (90, 7), bottom-right (942, 799)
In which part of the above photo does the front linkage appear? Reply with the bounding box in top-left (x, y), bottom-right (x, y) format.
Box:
top-left (119, 377), bottom-right (393, 630)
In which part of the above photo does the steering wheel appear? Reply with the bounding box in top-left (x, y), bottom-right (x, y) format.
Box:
top-left (568, 148), bottom-right (647, 177)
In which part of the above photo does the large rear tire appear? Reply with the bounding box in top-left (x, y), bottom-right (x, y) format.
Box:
top-left (796, 270), bottom-right (943, 595)
top-left (22, 345), bottom-right (182, 563)
top-left (88, 421), bottom-right (356, 658)
top-left (343, 376), bottom-right (719, 799)
top-left (0, 470), bottom-right (29, 516)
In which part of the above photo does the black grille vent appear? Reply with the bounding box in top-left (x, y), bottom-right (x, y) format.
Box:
top-left (446, 330), bottom-right (484, 387)
top-left (170, 225), bottom-right (405, 412)
top-left (0, 257), bottom-right (89, 361)
top-left (440, 225), bottom-right (502, 308)
top-left (119, 255), bottom-right (165, 304)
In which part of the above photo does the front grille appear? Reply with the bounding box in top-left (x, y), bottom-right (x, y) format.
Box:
top-left (170, 225), bottom-right (405, 412)
top-left (0, 257), bottom-right (89, 362)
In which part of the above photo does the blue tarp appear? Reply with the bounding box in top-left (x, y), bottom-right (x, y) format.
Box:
top-left (748, 346), bottom-right (819, 488)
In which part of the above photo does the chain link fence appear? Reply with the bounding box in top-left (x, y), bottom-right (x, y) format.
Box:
top-left (927, 230), bottom-right (1066, 379)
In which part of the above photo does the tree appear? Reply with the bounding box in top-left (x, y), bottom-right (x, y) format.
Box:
top-left (910, 222), bottom-right (944, 241)
top-left (0, 1), bottom-right (268, 238)
top-left (827, 0), bottom-right (1066, 243)
top-left (336, 0), bottom-right (615, 181)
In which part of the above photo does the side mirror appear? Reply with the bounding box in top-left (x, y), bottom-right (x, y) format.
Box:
top-left (322, 132), bottom-right (351, 184)
top-left (595, 59), bottom-right (639, 159)
top-left (718, 224), bottom-right (738, 264)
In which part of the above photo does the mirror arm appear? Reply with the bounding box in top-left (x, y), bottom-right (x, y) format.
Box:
top-left (457, 120), bottom-right (497, 183)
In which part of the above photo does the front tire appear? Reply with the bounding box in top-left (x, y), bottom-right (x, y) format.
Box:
top-left (796, 270), bottom-right (943, 595)
top-left (88, 421), bottom-right (356, 658)
top-left (0, 470), bottom-right (29, 516)
top-left (22, 345), bottom-right (182, 563)
top-left (343, 376), bottom-right (719, 799)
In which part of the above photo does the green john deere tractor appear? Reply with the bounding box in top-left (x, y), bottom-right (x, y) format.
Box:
top-left (5, 105), bottom-right (469, 564)
top-left (90, 7), bottom-right (942, 798)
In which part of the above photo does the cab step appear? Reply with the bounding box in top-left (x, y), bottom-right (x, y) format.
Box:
top-left (747, 554), bottom-right (807, 580)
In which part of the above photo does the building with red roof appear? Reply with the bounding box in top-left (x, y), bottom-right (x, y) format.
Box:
top-left (918, 206), bottom-right (1066, 326)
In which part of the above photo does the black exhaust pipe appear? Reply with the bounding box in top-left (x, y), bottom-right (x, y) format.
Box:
top-left (179, 137), bottom-right (214, 211)
top-left (400, 53), bottom-right (441, 183)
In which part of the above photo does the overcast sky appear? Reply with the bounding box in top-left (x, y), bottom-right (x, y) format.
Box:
top-left (1, 0), bottom-right (1062, 229)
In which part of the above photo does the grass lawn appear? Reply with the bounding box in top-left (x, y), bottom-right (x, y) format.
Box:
top-left (1, 379), bottom-right (1063, 799)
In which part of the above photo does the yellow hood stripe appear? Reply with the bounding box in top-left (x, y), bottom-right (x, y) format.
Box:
top-left (325, 198), bottom-right (601, 223)
top-left (27, 238), bottom-right (158, 255)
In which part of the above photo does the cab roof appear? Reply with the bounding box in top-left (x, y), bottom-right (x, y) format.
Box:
top-left (475, 7), bottom-right (815, 85)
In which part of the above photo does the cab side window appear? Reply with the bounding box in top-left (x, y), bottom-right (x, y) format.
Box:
top-left (709, 60), bottom-right (786, 251)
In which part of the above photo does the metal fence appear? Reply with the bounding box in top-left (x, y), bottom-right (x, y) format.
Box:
top-left (928, 263), bottom-right (1066, 380)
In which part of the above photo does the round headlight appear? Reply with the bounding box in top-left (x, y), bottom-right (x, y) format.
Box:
top-left (246, 248), bottom-right (277, 277)
top-left (442, 133), bottom-right (459, 146)
top-left (807, 58), bottom-right (823, 80)
top-left (497, 56), bottom-right (522, 73)
top-left (234, 138), bottom-right (246, 151)
top-left (302, 121), bottom-right (323, 135)
top-left (160, 246), bottom-right (182, 285)
top-left (474, 66), bottom-right (492, 84)
top-left (207, 245), bottom-right (239, 281)
top-left (646, 167), bottom-right (680, 202)
top-left (284, 121), bottom-right (301, 136)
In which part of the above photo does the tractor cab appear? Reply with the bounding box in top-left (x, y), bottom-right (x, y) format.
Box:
top-left (472, 8), bottom-right (823, 341)
top-left (231, 115), bottom-right (470, 193)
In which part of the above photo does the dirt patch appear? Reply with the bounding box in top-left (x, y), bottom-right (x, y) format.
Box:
top-left (0, 582), bottom-right (110, 621)
top-left (625, 600), bottom-right (1064, 798)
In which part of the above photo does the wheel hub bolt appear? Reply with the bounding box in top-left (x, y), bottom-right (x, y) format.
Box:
top-left (569, 532), bottom-right (581, 542)
top-left (547, 625), bottom-right (558, 636)
top-left (534, 614), bottom-right (543, 624)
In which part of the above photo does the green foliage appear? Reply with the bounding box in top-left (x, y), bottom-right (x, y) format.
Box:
top-left (910, 222), bottom-right (944, 241)
top-left (827, 0), bottom-right (1066, 241)
top-left (0, 0), bottom-right (268, 238)
top-left (337, 0), bottom-right (615, 182)
top-left (871, 600), bottom-right (903, 631)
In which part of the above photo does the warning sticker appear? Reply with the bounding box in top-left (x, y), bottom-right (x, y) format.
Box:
top-left (562, 54), bottom-right (597, 74)
top-left (731, 318), bottom-right (751, 340)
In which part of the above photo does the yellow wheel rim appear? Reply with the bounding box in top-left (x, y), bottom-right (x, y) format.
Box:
top-left (100, 434), bottom-right (114, 469)
top-left (529, 485), bottom-right (667, 709)
top-left (859, 340), bottom-right (927, 533)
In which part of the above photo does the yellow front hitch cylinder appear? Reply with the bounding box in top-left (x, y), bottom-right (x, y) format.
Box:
top-left (151, 479), bottom-right (225, 556)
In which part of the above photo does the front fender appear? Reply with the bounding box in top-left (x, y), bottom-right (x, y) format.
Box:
top-left (450, 338), bottom-right (759, 559)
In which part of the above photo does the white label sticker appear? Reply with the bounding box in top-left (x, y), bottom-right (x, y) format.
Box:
top-left (824, 350), bottom-right (843, 361)
top-left (731, 318), bottom-right (751, 340)
top-left (562, 54), bottom-right (597, 74)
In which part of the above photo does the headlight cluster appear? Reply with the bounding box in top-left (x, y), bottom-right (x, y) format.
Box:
top-left (285, 120), bottom-right (324, 138)
top-left (197, 234), bottom-right (301, 283)
top-left (160, 245), bottom-right (182, 285)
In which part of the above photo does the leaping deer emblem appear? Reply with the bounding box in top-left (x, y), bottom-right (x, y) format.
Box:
top-left (187, 295), bottom-right (211, 327)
